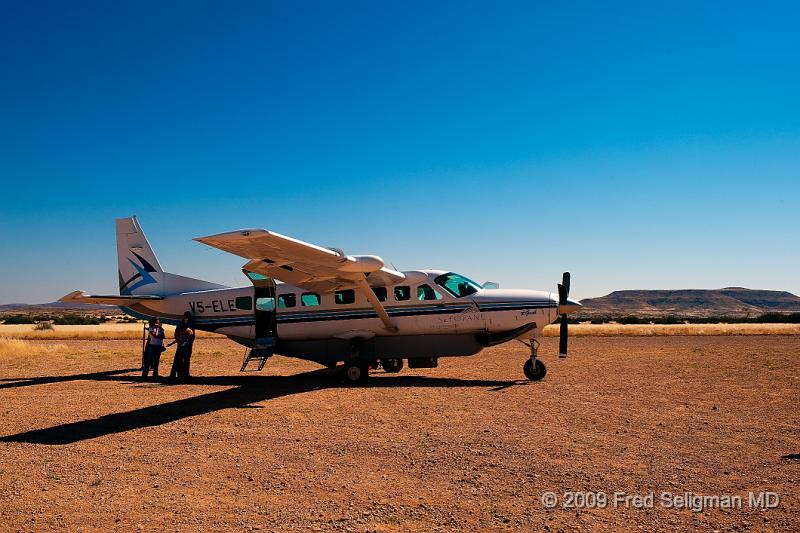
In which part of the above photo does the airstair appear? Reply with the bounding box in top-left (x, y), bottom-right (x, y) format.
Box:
top-left (240, 339), bottom-right (275, 371)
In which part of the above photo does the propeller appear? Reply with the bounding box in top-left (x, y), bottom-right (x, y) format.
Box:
top-left (557, 272), bottom-right (571, 358)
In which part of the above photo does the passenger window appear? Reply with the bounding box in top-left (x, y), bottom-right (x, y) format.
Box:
top-left (301, 292), bottom-right (321, 306)
top-left (417, 284), bottom-right (443, 301)
top-left (256, 297), bottom-right (275, 311)
top-left (335, 289), bottom-right (355, 305)
top-left (372, 287), bottom-right (387, 302)
top-left (235, 296), bottom-right (252, 310)
top-left (278, 294), bottom-right (296, 308)
top-left (394, 286), bottom-right (410, 301)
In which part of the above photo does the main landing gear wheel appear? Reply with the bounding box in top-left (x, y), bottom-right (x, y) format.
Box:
top-left (381, 358), bottom-right (403, 373)
top-left (344, 361), bottom-right (369, 384)
top-left (523, 359), bottom-right (547, 381)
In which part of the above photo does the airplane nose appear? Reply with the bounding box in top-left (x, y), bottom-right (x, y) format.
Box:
top-left (558, 297), bottom-right (582, 315)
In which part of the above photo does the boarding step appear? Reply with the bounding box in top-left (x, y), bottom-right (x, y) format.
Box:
top-left (240, 337), bottom-right (276, 372)
top-left (241, 348), bottom-right (273, 371)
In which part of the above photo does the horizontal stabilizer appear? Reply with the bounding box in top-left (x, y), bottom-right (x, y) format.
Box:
top-left (59, 290), bottom-right (164, 306)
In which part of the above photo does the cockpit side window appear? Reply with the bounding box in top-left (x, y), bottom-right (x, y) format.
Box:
top-left (394, 285), bottom-right (410, 301)
top-left (417, 284), bottom-right (443, 301)
top-left (434, 272), bottom-right (481, 298)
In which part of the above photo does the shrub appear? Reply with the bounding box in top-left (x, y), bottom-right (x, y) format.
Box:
top-left (616, 315), bottom-right (650, 325)
top-left (51, 314), bottom-right (103, 325)
top-left (33, 321), bottom-right (54, 331)
top-left (754, 312), bottom-right (800, 323)
top-left (2, 314), bottom-right (37, 324)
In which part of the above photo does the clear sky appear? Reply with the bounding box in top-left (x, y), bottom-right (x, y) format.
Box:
top-left (1, 1), bottom-right (798, 303)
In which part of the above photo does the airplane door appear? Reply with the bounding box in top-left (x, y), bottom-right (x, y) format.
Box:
top-left (244, 270), bottom-right (277, 349)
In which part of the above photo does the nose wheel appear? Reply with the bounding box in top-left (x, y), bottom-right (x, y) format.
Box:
top-left (519, 336), bottom-right (547, 381)
top-left (523, 358), bottom-right (547, 381)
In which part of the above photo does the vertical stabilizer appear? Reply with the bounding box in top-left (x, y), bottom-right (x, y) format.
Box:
top-left (117, 216), bottom-right (164, 295)
top-left (117, 216), bottom-right (227, 296)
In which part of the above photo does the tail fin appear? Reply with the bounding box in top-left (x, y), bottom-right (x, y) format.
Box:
top-left (117, 217), bottom-right (163, 295)
top-left (117, 216), bottom-right (227, 296)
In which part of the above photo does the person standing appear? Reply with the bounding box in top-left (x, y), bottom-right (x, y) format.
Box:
top-left (169, 312), bottom-right (195, 381)
top-left (178, 311), bottom-right (196, 380)
top-left (142, 317), bottom-right (165, 378)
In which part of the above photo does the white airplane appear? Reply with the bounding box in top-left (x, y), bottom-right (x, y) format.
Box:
top-left (61, 217), bottom-right (581, 383)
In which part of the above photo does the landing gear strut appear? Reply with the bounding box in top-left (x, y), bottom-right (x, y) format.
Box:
top-left (521, 337), bottom-right (547, 381)
top-left (343, 339), bottom-right (370, 384)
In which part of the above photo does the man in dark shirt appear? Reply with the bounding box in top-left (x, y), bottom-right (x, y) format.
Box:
top-left (179, 311), bottom-right (195, 379)
top-left (168, 312), bottom-right (195, 381)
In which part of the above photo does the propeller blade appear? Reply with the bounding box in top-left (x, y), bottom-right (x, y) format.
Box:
top-left (562, 272), bottom-right (571, 297)
top-left (559, 314), bottom-right (568, 358)
top-left (557, 283), bottom-right (567, 305)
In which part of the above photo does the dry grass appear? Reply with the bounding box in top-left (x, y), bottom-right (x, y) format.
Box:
top-left (0, 337), bottom-right (67, 357)
top-left (1, 322), bottom-right (798, 341)
top-left (0, 323), bottom-right (223, 340)
top-left (542, 322), bottom-right (800, 336)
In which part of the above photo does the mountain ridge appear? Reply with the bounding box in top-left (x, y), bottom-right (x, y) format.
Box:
top-left (579, 288), bottom-right (800, 317)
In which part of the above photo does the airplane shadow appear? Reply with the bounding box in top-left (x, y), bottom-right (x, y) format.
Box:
top-left (0, 369), bottom-right (521, 446)
top-left (0, 368), bottom-right (139, 390)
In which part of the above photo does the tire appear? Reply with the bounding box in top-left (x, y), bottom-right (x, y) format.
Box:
top-left (523, 359), bottom-right (547, 381)
top-left (381, 358), bottom-right (404, 373)
top-left (344, 361), bottom-right (369, 384)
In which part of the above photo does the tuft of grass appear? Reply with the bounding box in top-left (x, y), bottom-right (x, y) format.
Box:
top-left (383, 515), bottom-right (401, 525)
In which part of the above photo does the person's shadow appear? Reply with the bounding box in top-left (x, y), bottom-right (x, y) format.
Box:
top-left (0, 368), bottom-right (526, 445)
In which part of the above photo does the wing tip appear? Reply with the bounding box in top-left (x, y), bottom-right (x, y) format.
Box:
top-left (58, 290), bottom-right (85, 303)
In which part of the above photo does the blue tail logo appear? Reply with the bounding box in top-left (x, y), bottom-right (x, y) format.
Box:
top-left (120, 251), bottom-right (158, 294)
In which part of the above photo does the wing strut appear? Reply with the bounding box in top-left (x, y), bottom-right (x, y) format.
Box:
top-left (354, 276), bottom-right (398, 333)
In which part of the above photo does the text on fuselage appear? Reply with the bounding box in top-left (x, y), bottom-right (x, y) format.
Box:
top-left (189, 299), bottom-right (237, 314)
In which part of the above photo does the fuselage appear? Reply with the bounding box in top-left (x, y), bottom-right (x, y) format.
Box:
top-left (122, 270), bottom-right (560, 363)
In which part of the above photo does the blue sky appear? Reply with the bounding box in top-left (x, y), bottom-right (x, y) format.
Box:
top-left (1, 1), bottom-right (798, 303)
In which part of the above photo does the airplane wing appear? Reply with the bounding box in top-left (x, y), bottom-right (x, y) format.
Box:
top-left (59, 290), bottom-right (164, 306)
top-left (193, 229), bottom-right (405, 292)
top-left (194, 229), bottom-right (404, 331)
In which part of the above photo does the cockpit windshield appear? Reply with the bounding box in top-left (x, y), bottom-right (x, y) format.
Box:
top-left (434, 272), bottom-right (482, 298)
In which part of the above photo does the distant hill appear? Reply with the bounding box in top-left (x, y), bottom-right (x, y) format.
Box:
top-left (0, 301), bottom-right (112, 313)
top-left (579, 288), bottom-right (800, 318)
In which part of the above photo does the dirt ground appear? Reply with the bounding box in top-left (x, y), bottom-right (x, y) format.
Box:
top-left (0, 336), bottom-right (798, 532)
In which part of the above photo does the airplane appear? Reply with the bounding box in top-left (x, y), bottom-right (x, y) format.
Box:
top-left (60, 216), bottom-right (582, 383)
